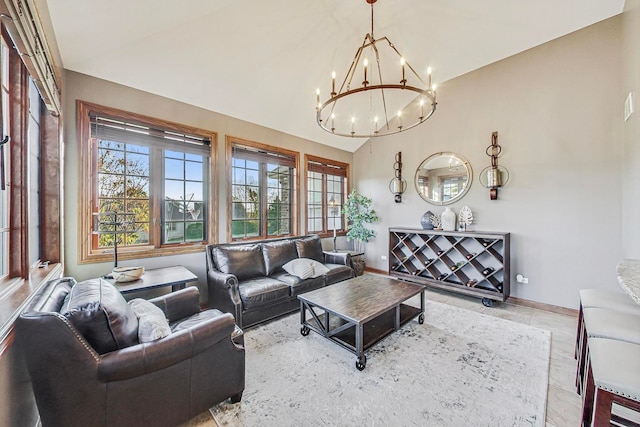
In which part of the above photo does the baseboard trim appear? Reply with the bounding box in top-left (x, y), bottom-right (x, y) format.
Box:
top-left (363, 267), bottom-right (578, 317)
top-left (364, 266), bottom-right (387, 275)
top-left (506, 296), bottom-right (578, 317)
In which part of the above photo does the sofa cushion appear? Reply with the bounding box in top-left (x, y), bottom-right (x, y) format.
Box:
top-left (128, 298), bottom-right (171, 343)
top-left (213, 244), bottom-right (266, 281)
top-left (283, 258), bottom-right (330, 279)
top-left (61, 278), bottom-right (139, 354)
top-left (262, 240), bottom-right (298, 275)
top-left (238, 277), bottom-right (290, 310)
top-left (294, 236), bottom-right (324, 263)
top-left (324, 263), bottom-right (355, 285)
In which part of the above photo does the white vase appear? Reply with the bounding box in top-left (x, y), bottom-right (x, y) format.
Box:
top-left (441, 207), bottom-right (456, 231)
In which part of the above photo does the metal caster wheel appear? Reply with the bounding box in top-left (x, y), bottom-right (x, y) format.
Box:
top-left (300, 325), bottom-right (310, 336)
top-left (418, 314), bottom-right (425, 324)
top-left (355, 355), bottom-right (367, 371)
top-left (481, 298), bottom-right (494, 308)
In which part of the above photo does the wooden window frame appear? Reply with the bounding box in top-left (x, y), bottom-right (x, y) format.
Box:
top-left (77, 101), bottom-right (218, 264)
top-left (226, 135), bottom-right (299, 242)
top-left (0, 27), bottom-right (61, 289)
top-left (304, 154), bottom-right (349, 238)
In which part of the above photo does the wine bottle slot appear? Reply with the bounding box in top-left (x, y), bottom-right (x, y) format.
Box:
top-left (482, 267), bottom-right (494, 276)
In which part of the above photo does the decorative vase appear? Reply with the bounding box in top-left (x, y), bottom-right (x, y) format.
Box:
top-left (441, 207), bottom-right (456, 231)
top-left (420, 211), bottom-right (434, 230)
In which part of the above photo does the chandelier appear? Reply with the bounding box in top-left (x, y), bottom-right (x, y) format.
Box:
top-left (316, 0), bottom-right (437, 138)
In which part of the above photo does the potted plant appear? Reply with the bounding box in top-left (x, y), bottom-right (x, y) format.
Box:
top-left (342, 190), bottom-right (379, 275)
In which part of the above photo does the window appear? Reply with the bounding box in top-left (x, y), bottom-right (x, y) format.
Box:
top-left (0, 37), bottom-right (9, 278)
top-left (228, 137), bottom-right (298, 240)
top-left (305, 155), bottom-right (349, 235)
top-left (0, 28), bottom-right (61, 285)
top-left (78, 101), bottom-right (217, 263)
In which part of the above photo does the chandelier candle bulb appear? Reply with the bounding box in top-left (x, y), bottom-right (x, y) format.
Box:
top-left (400, 57), bottom-right (406, 84)
top-left (331, 71), bottom-right (336, 95)
top-left (427, 67), bottom-right (432, 88)
top-left (363, 58), bottom-right (368, 86)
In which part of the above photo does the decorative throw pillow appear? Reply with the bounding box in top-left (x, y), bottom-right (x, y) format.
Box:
top-left (283, 258), bottom-right (330, 279)
top-left (62, 278), bottom-right (138, 354)
top-left (127, 299), bottom-right (172, 343)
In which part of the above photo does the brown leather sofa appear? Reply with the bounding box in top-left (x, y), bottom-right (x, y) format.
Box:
top-left (16, 277), bottom-right (245, 427)
top-left (206, 235), bottom-right (354, 329)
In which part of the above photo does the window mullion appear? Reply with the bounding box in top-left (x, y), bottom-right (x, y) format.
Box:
top-left (260, 163), bottom-right (267, 238)
top-left (150, 146), bottom-right (162, 247)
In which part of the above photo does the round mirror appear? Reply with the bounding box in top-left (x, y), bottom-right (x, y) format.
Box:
top-left (415, 152), bottom-right (472, 205)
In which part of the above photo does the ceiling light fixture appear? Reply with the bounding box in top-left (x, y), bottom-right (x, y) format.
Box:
top-left (316, 0), bottom-right (437, 138)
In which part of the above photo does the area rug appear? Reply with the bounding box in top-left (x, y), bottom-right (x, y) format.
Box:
top-left (211, 299), bottom-right (551, 427)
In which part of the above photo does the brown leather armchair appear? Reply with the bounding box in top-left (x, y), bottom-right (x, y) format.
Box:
top-left (16, 277), bottom-right (245, 427)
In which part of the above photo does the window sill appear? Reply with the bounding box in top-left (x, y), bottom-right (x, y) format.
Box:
top-left (79, 244), bottom-right (207, 265)
top-left (0, 263), bottom-right (63, 342)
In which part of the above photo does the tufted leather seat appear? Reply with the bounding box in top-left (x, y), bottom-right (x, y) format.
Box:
top-left (206, 235), bottom-right (355, 328)
top-left (17, 277), bottom-right (245, 427)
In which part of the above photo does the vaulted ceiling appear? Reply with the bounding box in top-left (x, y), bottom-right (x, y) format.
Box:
top-left (45, 0), bottom-right (624, 152)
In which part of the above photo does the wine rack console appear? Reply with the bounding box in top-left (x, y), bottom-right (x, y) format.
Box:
top-left (389, 228), bottom-right (510, 306)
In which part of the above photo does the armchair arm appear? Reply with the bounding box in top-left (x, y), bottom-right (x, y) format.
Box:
top-left (323, 251), bottom-right (351, 266)
top-left (148, 286), bottom-right (200, 322)
top-left (98, 312), bottom-right (236, 382)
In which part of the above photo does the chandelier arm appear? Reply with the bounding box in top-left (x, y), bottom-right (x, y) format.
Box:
top-left (381, 37), bottom-right (429, 88)
top-left (371, 41), bottom-right (390, 131)
top-left (339, 35), bottom-right (370, 94)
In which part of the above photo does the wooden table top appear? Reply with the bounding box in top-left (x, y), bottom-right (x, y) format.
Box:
top-left (110, 265), bottom-right (197, 294)
top-left (298, 275), bottom-right (424, 324)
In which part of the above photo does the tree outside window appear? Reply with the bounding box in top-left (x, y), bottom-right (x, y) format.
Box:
top-left (229, 137), bottom-right (298, 241)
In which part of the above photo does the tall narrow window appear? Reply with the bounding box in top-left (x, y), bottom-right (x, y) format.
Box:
top-left (79, 101), bottom-right (216, 263)
top-left (305, 155), bottom-right (349, 235)
top-left (27, 79), bottom-right (42, 267)
top-left (0, 38), bottom-right (9, 278)
top-left (229, 137), bottom-right (298, 241)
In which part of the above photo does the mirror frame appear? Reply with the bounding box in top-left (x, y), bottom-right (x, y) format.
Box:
top-left (414, 152), bottom-right (473, 206)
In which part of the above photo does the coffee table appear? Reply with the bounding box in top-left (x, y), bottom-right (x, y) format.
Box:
top-left (297, 275), bottom-right (425, 371)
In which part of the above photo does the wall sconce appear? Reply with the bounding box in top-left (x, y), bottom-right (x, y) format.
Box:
top-left (479, 131), bottom-right (510, 200)
top-left (389, 152), bottom-right (407, 203)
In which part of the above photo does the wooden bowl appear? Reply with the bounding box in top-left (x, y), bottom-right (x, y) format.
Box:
top-left (112, 266), bottom-right (144, 283)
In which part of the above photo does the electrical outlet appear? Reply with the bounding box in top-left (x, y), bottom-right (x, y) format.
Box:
top-left (381, 255), bottom-right (387, 260)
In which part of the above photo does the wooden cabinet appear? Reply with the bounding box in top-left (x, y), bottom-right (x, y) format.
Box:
top-left (389, 228), bottom-right (510, 306)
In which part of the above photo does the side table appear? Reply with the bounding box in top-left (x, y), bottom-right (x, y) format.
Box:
top-left (331, 250), bottom-right (365, 276)
top-left (106, 265), bottom-right (198, 295)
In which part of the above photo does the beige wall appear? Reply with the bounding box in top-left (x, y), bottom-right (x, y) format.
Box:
top-left (62, 71), bottom-right (353, 300)
top-left (353, 16), bottom-right (625, 309)
top-left (622, 0), bottom-right (640, 258)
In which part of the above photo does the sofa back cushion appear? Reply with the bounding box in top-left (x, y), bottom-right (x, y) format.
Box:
top-left (295, 236), bottom-right (324, 263)
top-left (262, 240), bottom-right (298, 275)
top-left (61, 278), bottom-right (139, 354)
top-left (213, 244), bottom-right (266, 280)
